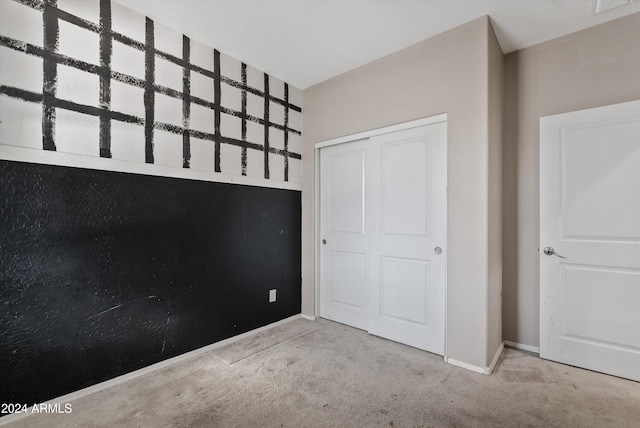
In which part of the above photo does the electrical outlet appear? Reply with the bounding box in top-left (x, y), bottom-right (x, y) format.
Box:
top-left (269, 289), bottom-right (276, 303)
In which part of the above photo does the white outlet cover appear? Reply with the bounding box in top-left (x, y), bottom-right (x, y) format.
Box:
top-left (269, 289), bottom-right (276, 303)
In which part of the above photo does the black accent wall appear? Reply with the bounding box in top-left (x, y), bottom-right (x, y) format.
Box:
top-left (0, 160), bottom-right (301, 405)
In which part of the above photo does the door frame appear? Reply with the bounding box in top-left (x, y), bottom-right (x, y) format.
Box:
top-left (314, 113), bottom-right (448, 355)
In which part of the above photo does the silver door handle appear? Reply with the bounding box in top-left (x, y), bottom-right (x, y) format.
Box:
top-left (543, 247), bottom-right (566, 259)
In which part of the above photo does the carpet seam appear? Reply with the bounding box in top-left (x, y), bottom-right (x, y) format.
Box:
top-left (215, 326), bottom-right (324, 366)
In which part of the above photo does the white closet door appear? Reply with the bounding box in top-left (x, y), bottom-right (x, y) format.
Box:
top-left (319, 138), bottom-right (369, 330)
top-left (367, 123), bottom-right (447, 354)
top-left (319, 121), bottom-right (447, 355)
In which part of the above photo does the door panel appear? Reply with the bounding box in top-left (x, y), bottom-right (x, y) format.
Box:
top-left (562, 122), bottom-right (640, 240)
top-left (330, 151), bottom-right (365, 234)
top-left (330, 251), bottom-right (366, 308)
top-left (563, 266), bottom-right (640, 349)
top-left (540, 100), bottom-right (640, 382)
top-left (381, 140), bottom-right (429, 237)
top-left (381, 257), bottom-right (429, 326)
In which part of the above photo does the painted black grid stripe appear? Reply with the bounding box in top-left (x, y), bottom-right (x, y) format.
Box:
top-left (58, 7), bottom-right (100, 33)
top-left (0, 35), bottom-right (301, 136)
top-left (0, 85), bottom-right (140, 124)
top-left (42, 0), bottom-right (58, 151)
top-left (0, 85), bottom-right (302, 160)
top-left (182, 35), bottom-right (191, 169)
top-left (15, 0), bottom-right (302, 115)
top-left (241, 63), bottom-right (248, 176)
top-left (14, 0), bottom-right (43, 11)
top-left (144, 17), bottom-right (154, 164)
top-left (263, 74), bottom-right (269, 179)
top-left (99, 0), bottom-right (112, 158)
top-left (284, 83), bottom-right (289, 182)
top-left (2, 0), bottom-right (303, 176)
top-left (213, 49), bottom-right (221, 172)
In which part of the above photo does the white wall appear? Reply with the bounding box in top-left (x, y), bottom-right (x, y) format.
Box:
top-left (0, 0), bottom-right (303, 190)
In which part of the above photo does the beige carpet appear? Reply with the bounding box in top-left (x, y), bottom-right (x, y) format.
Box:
top-left (4, 318), bottom-right (639, 427)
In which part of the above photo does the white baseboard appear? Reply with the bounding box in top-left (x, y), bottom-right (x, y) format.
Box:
top-left (486, 342), bottom-right (504, 375)
top-left (300, 314), bottom-right (316, 321)
top-left (444, 356), bottom-right (486, 374)
top-left (504, 340), bottom-right (540, 354)
top-left (0, 314), bottom-right (305, 426)
top-left (444, 342), bottom-right (504, 376)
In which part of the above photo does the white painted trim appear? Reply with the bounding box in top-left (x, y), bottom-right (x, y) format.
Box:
top-left (314, 143), bottom-right (321, 319)
top-left (0, 314), bottom-right (304, 426)
top-left (444, 342), bottom-right (504, 375)
top-left (300, 314), bottom-right (317, 321)
top-left (0, 145), bottom-right (303, 191)
top-left (444, 356), bottom-right (486, 374)
top-left (504, 340), bottom-right (540, 354)
top-left (486, 342), bottom-right (505, 375)
top-left (314, 114), bottom-right (447, 149)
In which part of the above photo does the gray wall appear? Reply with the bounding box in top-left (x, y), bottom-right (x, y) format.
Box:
top-left (502, 13), bottom-right (640, 348)
top-left (303, 16), bottom-right (502, 369)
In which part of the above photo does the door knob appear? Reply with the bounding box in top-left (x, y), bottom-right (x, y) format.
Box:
top-left (322, 239), bottom-right (327, 245)
top-left (434, 247), bottom-right (442, 254)
top-left (543, 247), bottom-right (566, 259)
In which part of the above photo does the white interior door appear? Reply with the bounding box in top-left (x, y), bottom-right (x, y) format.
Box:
top-left (367, 124), bottom-right (447, 353)
top-left (540, 100), bottom-right (640, 382)
top-left (319, 121), bottom-right (447, 355)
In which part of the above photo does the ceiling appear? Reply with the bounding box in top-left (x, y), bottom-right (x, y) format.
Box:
top-left (114, 0), bottom-right (640, 89)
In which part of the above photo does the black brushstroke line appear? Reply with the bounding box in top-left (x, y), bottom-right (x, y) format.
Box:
top-left (220, 75), bottom-right (301, 113)
top-left (0, 36), bottom-right (101, 74)
top-left (0, 85), bottom-right (143, 125)
top-left (0, 85), bottom-right (42, 103)
top-left (111, 71), bottom-right (145, 87)
top-left (13, 0), bottom-right (44, 12)
top-left (144, 17), bottom-right (155, 164)
top-left (6, 0), bottom-right (304, 172)
top-left (0, 35), bottom-right (303, 137)
top-left (263, 73), bottom-right (269, 179)
top-left (151, 124), bottom-right (302, 158)
top-left (99, 0), bottom-right (112, 158)
top-left (106, 30), bottom-right (303, 114)
top-left (54, 98), bottom-right (143, 124)
top-left (182, 35), bottom-right (191, 168)
top-left (1, 80), bottom-right (303, 160)
top-left (213, 49), bottom-right (221, 172)
top-left (220, 136), bottom-right (300, 158)
top-left (147, 47), bottom-right (301, 113)
top-left (284, 83), bottom-right (289, 182)
top-left (151, 122), bottom-right (301, 158)
top-left (241, 63), bottom-right (247, 176)
top-left (42, 0), bottom-right (58, 151)
top-left (57, 7), bottom-right (100, 33)
top-left (10, 0), bottom-right (303, 117)
top-left (112, 32), bottom-right (145, 51)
